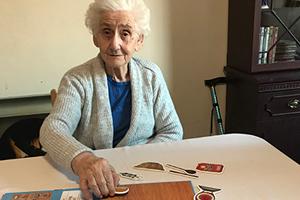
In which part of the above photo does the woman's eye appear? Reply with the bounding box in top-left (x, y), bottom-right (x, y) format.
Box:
top-left (122, 30), bottom-right (131, 37)
top-left (121, 31), bottom-right (132, 41)
top-left (102, 29), bottom-right (112, 36)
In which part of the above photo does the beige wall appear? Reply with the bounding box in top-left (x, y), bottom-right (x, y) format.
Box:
top-left (142, 0), bottom-right (228, 138)
top-left (0, 0), bottom-right (96, 98)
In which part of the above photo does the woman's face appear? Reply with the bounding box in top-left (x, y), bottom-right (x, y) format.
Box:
top-left (93, 11), bottom-right (144, 69)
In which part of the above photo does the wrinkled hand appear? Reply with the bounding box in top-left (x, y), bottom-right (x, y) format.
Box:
top-left (71, 152), bottom-right (120, 200)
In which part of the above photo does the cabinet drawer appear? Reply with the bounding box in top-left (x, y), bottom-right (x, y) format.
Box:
top-left (265, 93), bottom-right (300, 117)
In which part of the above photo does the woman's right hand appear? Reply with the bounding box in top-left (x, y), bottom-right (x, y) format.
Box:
top-left (71, 152), bottom-right (120, 200)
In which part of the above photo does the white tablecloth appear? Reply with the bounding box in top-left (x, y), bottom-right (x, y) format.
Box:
top-left (0, 134), bottom-right (299, 199)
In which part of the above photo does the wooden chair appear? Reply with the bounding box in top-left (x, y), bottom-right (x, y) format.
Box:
top-left (50, 89), bottom-right (57, 106)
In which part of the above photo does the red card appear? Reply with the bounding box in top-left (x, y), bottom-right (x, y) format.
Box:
top-left (196, 163), bottom-right (224, 174)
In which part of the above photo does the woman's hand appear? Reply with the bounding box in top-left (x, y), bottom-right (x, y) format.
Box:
top-left (71, 152), bottom-right (120, 200)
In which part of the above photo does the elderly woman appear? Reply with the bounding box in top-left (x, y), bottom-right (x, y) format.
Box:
top-left (40, 0), bottom-right (183, 199)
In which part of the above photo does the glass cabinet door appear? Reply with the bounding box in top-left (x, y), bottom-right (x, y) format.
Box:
top-left (259, 0), bottom-right (300, 65)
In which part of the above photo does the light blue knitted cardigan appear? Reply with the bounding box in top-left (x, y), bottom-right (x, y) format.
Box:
top-left (40, 55), bottom-right (183, 171)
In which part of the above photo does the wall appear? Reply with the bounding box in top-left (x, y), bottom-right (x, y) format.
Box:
top-left (0, 0), bottom-right (228, 139)
top-left (0, 0), bottom-right (97, 99)
top-left (143, 0), bottom-right (228, 138)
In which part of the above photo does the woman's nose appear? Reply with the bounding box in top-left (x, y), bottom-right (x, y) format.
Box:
top-left (110, 32), bottom-right (122, 49)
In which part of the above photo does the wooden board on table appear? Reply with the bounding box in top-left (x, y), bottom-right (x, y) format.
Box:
top-left (109, 181), bottom-right (195, 200)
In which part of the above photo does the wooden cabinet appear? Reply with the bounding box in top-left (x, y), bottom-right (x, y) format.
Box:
top-left (226, 0), bottom-right (300, 163)
top-left (225, 67), bottom-right (300, 163)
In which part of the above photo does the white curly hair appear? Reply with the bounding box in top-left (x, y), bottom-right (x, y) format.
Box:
top-left (85, 0), bottom-right (151, 36)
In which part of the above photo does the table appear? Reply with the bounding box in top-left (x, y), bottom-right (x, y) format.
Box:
top-left (0, 134), bottom-right (299, 199)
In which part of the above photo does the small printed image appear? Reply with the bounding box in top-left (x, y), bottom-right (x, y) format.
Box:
top-left (196, 163), bottom-right (224, 173)
top-left (119, 172), bottom-right (142, 180)
top-left (12, 192), bottom-right (52, 200)
top-left (60, 190), bottom-right (83, 200)
top-left (134, 162), bottom-right (165, 171)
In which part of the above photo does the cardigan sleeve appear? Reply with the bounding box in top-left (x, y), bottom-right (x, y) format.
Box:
top-left (40, 73), bottom-right (92, 172)
top-left (148, 67), bottom-right (183, 143)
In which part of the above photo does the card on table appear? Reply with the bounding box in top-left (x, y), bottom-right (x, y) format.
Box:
top-left (119, 172), bottom-right (143, 181)
top-left (2, 190), bottom-right (78, 200)
top-left (197, 185), bottom-right (221, 193)
top-left (196, 162), bottom-right (224, 174)
top-left (194, 185), bottom-right (221, 200)
top-left (10, 192), bottom-right (52, 200)
top-left (134, 161), bottom-right (165, 172)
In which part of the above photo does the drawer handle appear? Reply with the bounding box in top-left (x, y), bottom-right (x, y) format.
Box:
top-left (288, 99), bottom-right (300, 109)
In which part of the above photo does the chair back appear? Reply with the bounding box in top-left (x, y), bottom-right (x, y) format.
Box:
top-left (50, 89), bottom-right (57, 106)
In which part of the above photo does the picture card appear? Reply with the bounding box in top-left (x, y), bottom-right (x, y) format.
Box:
top-left (196, 163), bottom-right (224, 174)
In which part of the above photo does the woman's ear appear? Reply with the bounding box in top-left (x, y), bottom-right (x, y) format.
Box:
top-left (135, 34), bottom-right (144, 52)
top-left (93, 35), bottom-right (99, 47)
